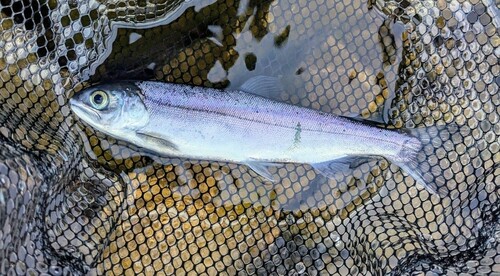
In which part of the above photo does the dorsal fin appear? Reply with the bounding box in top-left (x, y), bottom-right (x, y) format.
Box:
top-left (240, 76), bottom-right (284, 101)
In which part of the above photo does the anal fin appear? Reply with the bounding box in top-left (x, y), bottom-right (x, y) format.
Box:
top-left (311, 156), bottom-right (377, 179)
top-left (244, 160), bottom-right (282, 182)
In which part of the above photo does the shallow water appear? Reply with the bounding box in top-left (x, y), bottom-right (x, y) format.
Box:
top-left (0, 0), bottom-right (499, 275)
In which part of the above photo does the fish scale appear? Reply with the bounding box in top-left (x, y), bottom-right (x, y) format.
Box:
top-left (138, 80), bottom-right (408, 163)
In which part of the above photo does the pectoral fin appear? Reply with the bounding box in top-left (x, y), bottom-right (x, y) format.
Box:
top-left (136, 131), bottom-right (179, 153)
top-left (244, 161), bottom-right (282, 182)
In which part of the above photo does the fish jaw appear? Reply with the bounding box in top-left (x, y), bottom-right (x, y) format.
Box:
top-left (69, 98), bottom-right (102, 126)
top-left (70, 97), bottom-right (130, 141)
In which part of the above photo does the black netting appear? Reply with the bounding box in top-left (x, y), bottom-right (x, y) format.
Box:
top-left (0, 0), bottom-right (499, 275)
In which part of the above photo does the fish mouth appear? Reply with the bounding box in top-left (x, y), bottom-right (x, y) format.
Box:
top-left (69, 98), bottom-right (102, 122)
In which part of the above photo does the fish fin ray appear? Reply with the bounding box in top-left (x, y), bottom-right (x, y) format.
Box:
top-left (404, 123), bottom-right (469, 147)
top-left (136, 131), bottom-right (179, 152)
top-left (240, 76), bottom-right (284, 101)
top-left (244, 161), bottom-right (282, 182)
top-left (387, 155), bottom-right (444, 196)
top-left (311, 155), bottom-right (375, 179)
top-left (388, 123), bottom-right (471, 196)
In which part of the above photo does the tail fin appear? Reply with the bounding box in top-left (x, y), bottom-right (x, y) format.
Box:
top-left (387, 124), bottom-right (470, 196)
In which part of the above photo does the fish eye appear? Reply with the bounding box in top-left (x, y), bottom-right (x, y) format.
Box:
top-left (90, 90), bottom-right (109, 110)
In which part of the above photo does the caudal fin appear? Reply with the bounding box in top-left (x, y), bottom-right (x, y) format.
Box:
top-left (387, 124), bottom-right (470, 196)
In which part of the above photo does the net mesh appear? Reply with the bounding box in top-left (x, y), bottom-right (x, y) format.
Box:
top-left (0, 0), bottom-right (499, 275)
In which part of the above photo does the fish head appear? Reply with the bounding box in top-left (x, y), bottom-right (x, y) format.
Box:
top-left (69, 82), bottom-right (149, 135)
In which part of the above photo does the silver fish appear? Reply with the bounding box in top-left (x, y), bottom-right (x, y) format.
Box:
top-left (69, 77), bottom-right (446, 194)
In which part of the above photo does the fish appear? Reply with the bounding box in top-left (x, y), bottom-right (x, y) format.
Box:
top-left (69, 76), bottom-right (452, 195)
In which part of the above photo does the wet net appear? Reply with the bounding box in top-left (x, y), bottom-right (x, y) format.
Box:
top-left (0, 0), bottom-right (499, 275)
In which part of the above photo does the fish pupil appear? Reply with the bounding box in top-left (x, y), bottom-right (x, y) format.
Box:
top-left (93, 94), bottom-right (103, 105)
